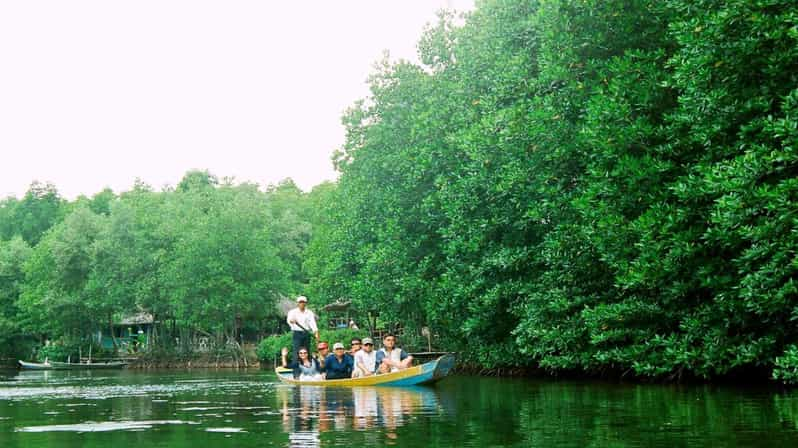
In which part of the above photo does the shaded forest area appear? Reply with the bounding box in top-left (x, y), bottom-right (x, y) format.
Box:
top-left (2, 0), bottom-right (797, 382)
top-left (0, 173), bottom-right (333, 362)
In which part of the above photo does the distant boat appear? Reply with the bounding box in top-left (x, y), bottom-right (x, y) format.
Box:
top-left (18, 360), bottom-right (128, 370)
top-left (275, 354), bottom-right (455, 386)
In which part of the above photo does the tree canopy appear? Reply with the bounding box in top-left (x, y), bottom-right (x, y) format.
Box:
top-left (306, 0), bottom-right (798, 382)
top-left (0, 175), bottom-right (328, 359)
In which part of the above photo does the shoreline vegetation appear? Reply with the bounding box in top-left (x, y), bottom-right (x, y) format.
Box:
top-left (2, 1), bottom-right (798, 384)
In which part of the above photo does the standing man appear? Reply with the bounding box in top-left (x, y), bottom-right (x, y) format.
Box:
top-left (287, 295), bottom-right (319, 361)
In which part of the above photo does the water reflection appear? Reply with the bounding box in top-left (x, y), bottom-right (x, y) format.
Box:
top-left (277, 385), bottom-right (441, 447)
top-left (3, 370), bottom-right (798, 447)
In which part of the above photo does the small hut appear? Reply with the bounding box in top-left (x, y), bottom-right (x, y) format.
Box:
top-left (100, 312), bottom-right (155, 350)
top-left (321, 300), bottom-right (354, 329)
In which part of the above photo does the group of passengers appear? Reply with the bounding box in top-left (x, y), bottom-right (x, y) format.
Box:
top-left (282, 296), bottom-right (413, 381)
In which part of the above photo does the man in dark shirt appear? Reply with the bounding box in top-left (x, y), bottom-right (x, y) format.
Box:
top-left (324, 342), bottom-right (354, 379)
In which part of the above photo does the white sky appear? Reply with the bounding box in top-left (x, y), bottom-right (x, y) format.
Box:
top-left (0, 0), bottom-right (473, 199)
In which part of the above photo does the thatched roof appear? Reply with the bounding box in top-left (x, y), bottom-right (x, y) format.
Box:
top-left (116, 312), bottom-right (154, 325)
top-left (322, 300), bottom-right (352, 312)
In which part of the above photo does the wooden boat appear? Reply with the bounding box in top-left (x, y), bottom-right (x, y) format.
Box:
top-left (18, 360), bottom-right (128, 370)
top-left (275, 354), bottom-right (455, 387)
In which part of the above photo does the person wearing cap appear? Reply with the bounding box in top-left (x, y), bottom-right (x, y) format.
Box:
top-left (376, 333), bottom-right (413, 373)
top-left (349, 338), bottom-right (362, 356)
top-left (287, 296), bottom-right (319, 362)
top-left (323, 342), bottom-right (354, 380)
top-left (315, 341), bottom-right (330, 369)
top-left (352, 337), bottom-right (377, 377)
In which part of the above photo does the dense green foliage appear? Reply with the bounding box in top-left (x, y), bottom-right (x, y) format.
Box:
top-left (0, 236), bottom-right (34, 359)
top-left (0, 173), bottom-right (328, 359)
top-left (306, 0), bottom-right (798, 382)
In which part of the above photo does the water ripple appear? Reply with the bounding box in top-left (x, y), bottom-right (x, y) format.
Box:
top-left (17, 420), bottom-right (198, 432)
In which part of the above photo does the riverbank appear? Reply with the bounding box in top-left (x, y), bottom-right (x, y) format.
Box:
top-left (129, 359), bottom-right (260, 369)
top-left (129, 347), bottom-right (260, 369)
top-left (451, 361), bottom-right (783, 387)
top-left (8, 351), bottom-right (783, 385)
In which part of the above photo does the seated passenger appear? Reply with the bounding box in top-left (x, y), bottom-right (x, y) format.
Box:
top-left (281, 346), bottom-right (323, 381)
top-left (349, 338), bottom-right (362, 356)
top-left (352, 337), bottom-right (377, 377)
top-left (376, 334), bottom-right (413, 373)
top-left (324, 342), bottom-right (354, 379)
top-left (316, 341), bottom-right (330, 369)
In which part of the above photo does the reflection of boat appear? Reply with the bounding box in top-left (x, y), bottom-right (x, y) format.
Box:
top-left (277, 383), bottom-right (443, 439)
top-left (18, 360), bottom-right (128, 370)
top-left (275, 354), bottom-right (455, 386)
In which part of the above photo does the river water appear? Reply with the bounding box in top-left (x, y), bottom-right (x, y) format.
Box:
top-left (1, 369), bottom-right (798, 447)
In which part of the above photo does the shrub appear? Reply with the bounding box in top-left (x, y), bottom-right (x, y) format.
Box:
top-left (256, 333), bottom-right (291, 365)
top-left (33, 339), bottom-right (116, 362)
top-left (36, 341), bottom-right (80, 362)
top-left (774, 346), bottom-right (798, 385)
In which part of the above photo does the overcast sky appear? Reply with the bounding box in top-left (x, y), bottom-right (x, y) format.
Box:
top-left (0, 1), bottom-right (473, 199)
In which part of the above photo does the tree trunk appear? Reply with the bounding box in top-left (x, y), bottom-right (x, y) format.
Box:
top-left (152, 313), bottom-right (158, 347)
top-left (108, 313), bottom-right (118, 350)
top-left (234, 313), bottom-right (242, 344)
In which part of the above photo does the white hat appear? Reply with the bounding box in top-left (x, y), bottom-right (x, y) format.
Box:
top-left (296, 296), bottom-right (308, 303)
top-left (333, 342), bottom-right (345, 350)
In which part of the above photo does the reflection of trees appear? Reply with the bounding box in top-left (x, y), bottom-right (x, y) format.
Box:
top-left (421, 378), bottom-right (798, 447)
top-left (512, 382), bottom-right (798, 447)
top-left (276, 385), bottom-right (442, 445)
top-left (272, 378), bottom-right (798, 446)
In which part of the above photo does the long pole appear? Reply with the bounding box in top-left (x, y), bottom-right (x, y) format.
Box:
top-left (294, 321), bottom-right (312, 334)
